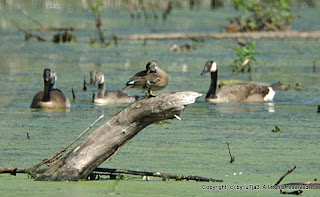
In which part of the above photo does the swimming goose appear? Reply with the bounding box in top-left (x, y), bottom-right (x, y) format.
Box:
top-left (201, 60), bottom-right (282, 103)
top-left (169, 43), bottom-right (195, 52)
top-left (94, 72), bottom-right (138, 104)
top-left (30, 69), bottom-right (71, 109)
top-left (123, 60), bottom-right (169, 97)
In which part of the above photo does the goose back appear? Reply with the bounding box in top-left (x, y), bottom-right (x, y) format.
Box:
top-left (211, 83), bottom-right (269, 103)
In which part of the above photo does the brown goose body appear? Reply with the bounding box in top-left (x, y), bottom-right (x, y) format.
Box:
top-left (30, 69), bottom-right (71, 109)
top-left (94, 72), bottom-right (138, 104)
top-left (206, 83), bottom-right (270, 103)
top-left (201, 61), bottom-right (281, 103)
top-left (94, 90), bottom-right (138, 104)
top-left (30, 89), bottom-right (71, 108)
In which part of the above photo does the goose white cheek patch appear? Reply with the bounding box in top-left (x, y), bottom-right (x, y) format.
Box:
top-left (210, 62), bottom-right (217, 72)
top-left (263, 87), bottom-right (275, 102)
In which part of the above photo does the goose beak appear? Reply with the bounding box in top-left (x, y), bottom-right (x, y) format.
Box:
top-left (201, 68), bottom-right (208, 76)
top-left (43, 69), bottom-right (51, 82)
top-left (44, 74), bottom-right (50, 81)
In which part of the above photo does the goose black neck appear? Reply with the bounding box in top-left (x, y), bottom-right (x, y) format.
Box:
top-left (42, 80), bottom-right (52, 101)
top-left (206, 70), bottom-right (218, 99)
top-left (97, 83), bottom-right (105, 98)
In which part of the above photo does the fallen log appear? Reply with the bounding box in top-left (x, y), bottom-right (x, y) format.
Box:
top-left (35, 92), bottom-right (202, 181)
top-left (117, 30), bottom-right (320, 40)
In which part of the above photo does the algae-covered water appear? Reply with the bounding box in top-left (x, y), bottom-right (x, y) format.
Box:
top-left (0, 3), bottom-right (320, 197)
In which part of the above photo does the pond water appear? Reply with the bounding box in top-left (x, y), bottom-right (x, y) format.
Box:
top-left (0, 4), bottom-right (320, 197)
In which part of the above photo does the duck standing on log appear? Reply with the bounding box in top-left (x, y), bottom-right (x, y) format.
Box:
top-left (123, 60), bottom-right (169, 97)
top-left (201, 60), bottom-right (282, 103)
top-left (30, 68), bottom-right (71, 109)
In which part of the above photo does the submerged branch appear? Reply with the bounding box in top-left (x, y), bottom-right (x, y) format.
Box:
top-left (0, 167), bottom-right (46, 178)
top-left (226, 142), bottom-right (235, 163)
top-left (94, 168), bottom-right (223, 182)
top-left (0, 6), bottom-right (46, 41)
top-left (16, 6), bottom-right (47, 33)
top-left (33, 114), bottom-right (104, 169)
top-left (275, 166), bottom-right (296, 185)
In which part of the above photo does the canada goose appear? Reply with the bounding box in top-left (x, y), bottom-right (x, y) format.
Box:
top-left (201, 60), bottom-right (282, 103)
top-left (94, 72), bottom-right (138, 104)
top-left (123, 60), bottom-right (169, 97)
top-left (30, 69), bottom-right (71, 109)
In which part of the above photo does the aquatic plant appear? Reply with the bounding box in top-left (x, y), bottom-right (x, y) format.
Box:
top-left (88, 0), bottom-right (106, 46)
top-left (226, 0), bottom-right (296, 32)
top-left (52, 31), bottom-right (76, 43)
top-left (230, 41), bottom-right (259, 73)
top-left (122, 0), bottom-right (174, 21)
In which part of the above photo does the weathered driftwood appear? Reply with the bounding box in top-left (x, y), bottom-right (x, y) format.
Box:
top-left (36, 92), bottom-right (202, 181)
top-left (117, 30), bottom-right (320, 40)
top-left (94, 167), bottom-right (223, 182)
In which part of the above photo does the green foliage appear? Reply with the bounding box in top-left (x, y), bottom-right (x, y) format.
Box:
top-left (230, 42), bottom-right (259, 73)
top-left (230, 0), bottom-right (296, 31)
top-left (89, 0), bottom-right (103, 15)
top-left (88, 0), bottom-right (107, 46)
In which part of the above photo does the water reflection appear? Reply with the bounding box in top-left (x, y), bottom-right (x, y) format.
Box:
top-left (30, 108), bottom-right (70, 118)
top-left (207, 102), bottom-right (276, 114)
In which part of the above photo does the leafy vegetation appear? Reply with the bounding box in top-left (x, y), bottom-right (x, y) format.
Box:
top-left (88, 0), bottom-right (106, 46)
top-left (226, 0), bottom-right (296, 32)
top-left (230, 41), bottom-right (259, 73)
